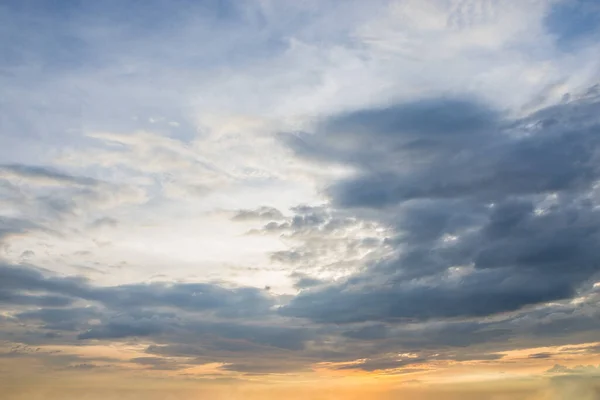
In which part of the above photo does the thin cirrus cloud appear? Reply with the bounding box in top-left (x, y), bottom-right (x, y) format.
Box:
top-left (1, 0), bottom-right (600, 399)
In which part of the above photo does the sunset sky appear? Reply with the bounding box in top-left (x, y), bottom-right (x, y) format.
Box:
top-left (1, 0), bottom-right (600, 399)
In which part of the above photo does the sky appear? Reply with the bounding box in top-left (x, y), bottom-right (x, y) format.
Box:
top-left (1, 0), bottom-right (600, 399)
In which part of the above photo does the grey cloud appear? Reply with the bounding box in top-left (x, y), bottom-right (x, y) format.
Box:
top-left (90, 282), bottom-right (275, 318)
top-left (3, 214), bottom-right (600, 373)
top-left (16, 307), bottom-right (101, 331)
top-left (0, 263), bottom-right (319, 372)
top-left (329, 111), bottom-right (599, 208)
top-left (281, 266), bottom-right (574, 323)
top-left (342, 323), bottom-right (388, 340)
top-left (73, 317), bottom-right (317, 372)
top-left (91, 217), bottom-right (119, 228)
top-left (0, 290), bottom-right (74, 307)
top-left (287, 99), bottom-right (497, 170)
top-left (319, 320), bottom-right (512, 364)
top-left (220, 362), bottom-right (307, 374)
top-left (334, 358), bottom-right (426, 372)
top-left (251, 204), bottom-right (388, 284)
top-left (271, 250), bottom-right (309, 265)
top-left (63, 363), bottom-right (109, 371)
top-left (0, 264), bottom-right (89, 300)
top-left (3, 263), bottom-right (599, 375)
top-left (146, 344), bottom-right (206, 358)
top-left (0, 164), bottom-right (98, 186)
top-left (0, 163), bottom-right (147, 234)
top-left (78, 325), bottom-right (159, 340)
top-left (529, 352), bottom-right (553, 359)
top-left (20, 250), bottom-right (35, 258)
top-left (232, 206), bottom-right (285, 221)
top-left (257, 205), bottom-right (359, 237)
top-left (75, 305), bottom-right (305, 345)
top-left (446, 352), bottom-right (505, 362)
top-left (547, 364), bottom-right (600, 375)
top-left (0, 217), bottom-right (49, 242)
top-left (292, 275), bottom-right (325, 290)
top-left (584, 345), bottom-right (600, 354)
top-left (184, 321), bottom-right (313, 352)
top-left (287, 95), bottom-right (600, 209)
top-left (130, 357), bottom-right (182, 370)
top-left (0, 264), bottom-right (274, 317)
top-left (281, 91), bottom-right (600, 324)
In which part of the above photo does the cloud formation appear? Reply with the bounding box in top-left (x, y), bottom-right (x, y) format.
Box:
top-left (2, 0), bottom-right (600, 396)
top-left (282, 90), bottom-right (600, 324)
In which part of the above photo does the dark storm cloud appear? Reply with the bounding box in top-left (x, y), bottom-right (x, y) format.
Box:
top-left (281, 89), bottom-right (600, 324)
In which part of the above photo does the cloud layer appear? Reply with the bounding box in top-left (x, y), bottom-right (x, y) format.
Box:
top-left (1, 0), bottom-right (600, 396)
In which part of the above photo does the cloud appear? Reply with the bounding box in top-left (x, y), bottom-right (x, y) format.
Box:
top-left (529, 352), bottom-right (553, 359)
top-left (547, 363), bottom-right (600, 375)
top-left (250, 204), bottom-right (390, 285)
top-left (2, 0), bottom-right (600, 386)
top-left (130, 356), bottom-right (183, 370)
top-left (220, 361), bottom-right (308, 374)
top-left (333, 357), bottom-right (425, 372)
top-left (0, 217), bottom-right (48, 242)
top-left (0, 164), bottom-right (99, 187)
top-left (0, 263), bottom-right (275, 318)
top-left (0, 292), bottom-right (74, 307)
top-left (0, 263), bottom-right (317, 371)
top-left (16, 307), bottom-right (101, 331)
top-left (290, 273), bottom-right (325, 290)
top-left (64, 363), bottom-right (105, 371)
top-left (232, 206), bottom-right (285, 221)
top-left (281, 89), bottom-right (600, 323)
top-left (289, 95), bottom-right (600, 208)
